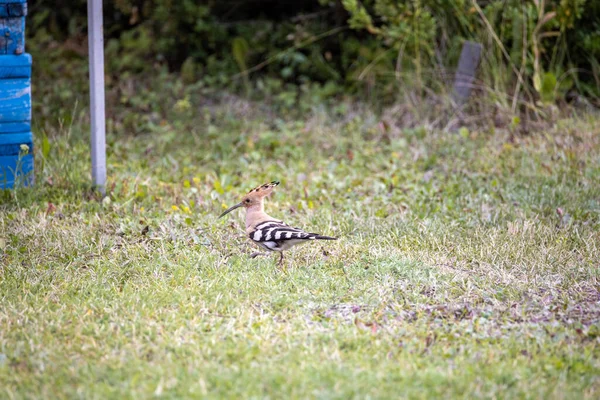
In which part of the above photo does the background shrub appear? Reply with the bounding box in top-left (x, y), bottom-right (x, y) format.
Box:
top-left (26, 0), bottom-right (600, 115)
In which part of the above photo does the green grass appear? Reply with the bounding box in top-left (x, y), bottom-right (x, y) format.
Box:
top-left (1, 101), bottom-right (600, 399)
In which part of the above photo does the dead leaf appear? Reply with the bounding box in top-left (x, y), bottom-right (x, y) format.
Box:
top-left (371, 322), bottom-right (378, 334)
top-left (46, 203), bottom-right (56, 215)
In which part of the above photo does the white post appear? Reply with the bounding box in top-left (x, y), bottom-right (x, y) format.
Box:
top-left (88, 0), bottom-right (106, 194)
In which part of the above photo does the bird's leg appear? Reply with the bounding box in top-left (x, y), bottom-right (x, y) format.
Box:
top-left (278, 252), bottom-right (284, 266)
top-left (250, 252), bottom-right (269, 259)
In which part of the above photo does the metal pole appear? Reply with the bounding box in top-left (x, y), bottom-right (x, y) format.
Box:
top-left (88, 0), bottom-right (106, 194)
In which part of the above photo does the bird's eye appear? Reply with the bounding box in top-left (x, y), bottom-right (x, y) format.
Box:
top-left (245, 199), bottom-right (250, 203)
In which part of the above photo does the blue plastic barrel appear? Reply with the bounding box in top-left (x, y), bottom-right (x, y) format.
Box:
top-left (0, 0), bottom-right (32, 188)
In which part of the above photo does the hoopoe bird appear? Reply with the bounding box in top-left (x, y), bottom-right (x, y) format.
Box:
top-left (219, 181), bottom-right (337, 265)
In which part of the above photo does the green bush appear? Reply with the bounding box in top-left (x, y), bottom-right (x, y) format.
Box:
top-left (26, 0), bottom-right (600, 107)
top-left (336, 0), bottom-right (599, 102)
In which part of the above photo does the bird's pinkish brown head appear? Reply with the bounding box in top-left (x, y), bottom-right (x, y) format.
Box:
top-left (218, 180), bottom-right (280, 218)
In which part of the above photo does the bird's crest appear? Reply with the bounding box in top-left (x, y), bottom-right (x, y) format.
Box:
top-left (246, 180), bottom-right (279, 197)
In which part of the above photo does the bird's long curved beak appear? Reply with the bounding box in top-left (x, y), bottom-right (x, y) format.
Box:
top-left (218, 202), bottom-right (242, 218)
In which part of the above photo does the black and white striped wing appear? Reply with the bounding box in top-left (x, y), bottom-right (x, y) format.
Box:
top-left (249, 220), bottom-right (316, 251)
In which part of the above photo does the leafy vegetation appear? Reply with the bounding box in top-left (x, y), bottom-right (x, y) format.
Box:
top-left (27, 0), bottom-right (600, 111)
top-left (1, 91), bottom-right (600, 396)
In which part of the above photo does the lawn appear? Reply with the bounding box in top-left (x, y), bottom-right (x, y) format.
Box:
top-left (1, 101), bottom-right (600, 399)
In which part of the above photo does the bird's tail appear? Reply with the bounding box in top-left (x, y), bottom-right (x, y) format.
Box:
top-left (313, 235), bottom-right (338, 240)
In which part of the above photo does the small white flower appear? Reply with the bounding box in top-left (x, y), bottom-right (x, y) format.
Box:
top-left (20, 144), bottom-right (29, 154)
